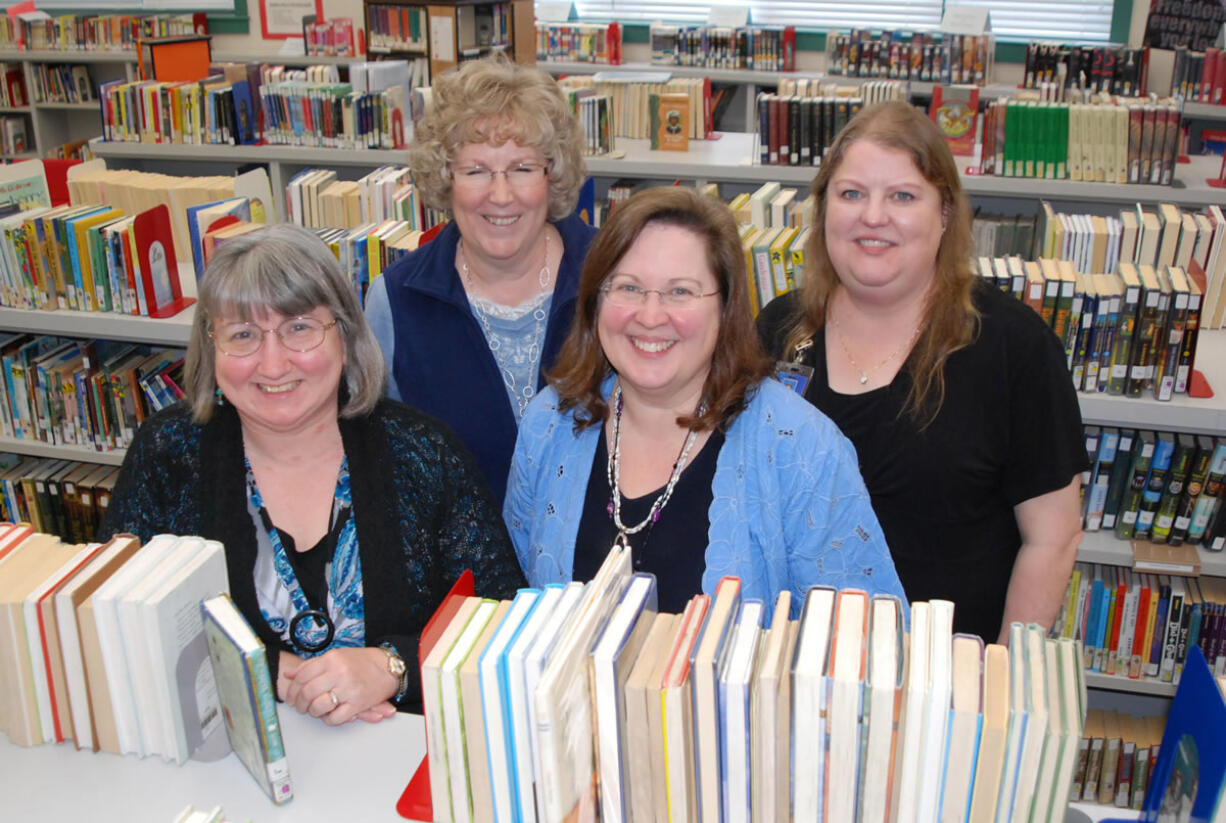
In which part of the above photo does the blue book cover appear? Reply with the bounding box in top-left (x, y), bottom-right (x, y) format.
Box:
top-left (185, 198), bottom-right (251, 280)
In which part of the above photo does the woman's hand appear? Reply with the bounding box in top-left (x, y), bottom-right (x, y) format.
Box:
top-left (280, 646), bottom-right (399, 725)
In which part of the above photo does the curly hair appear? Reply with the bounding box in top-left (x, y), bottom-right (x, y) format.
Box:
top-left (549, 186), bottom-right (773, 432)
top-left (784, 101), bottom-right (979, 425)
top-left (408, 54), bottom-right (587, 220)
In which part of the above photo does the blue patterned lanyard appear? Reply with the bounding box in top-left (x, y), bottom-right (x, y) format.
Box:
top-left (246, 455), bottom-right (365, 656)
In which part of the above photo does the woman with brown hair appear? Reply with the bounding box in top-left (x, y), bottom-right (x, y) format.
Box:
top-left (758, 101), bottom-right (1086, 641)
top-left (504, 186), bottom-right (905, 612)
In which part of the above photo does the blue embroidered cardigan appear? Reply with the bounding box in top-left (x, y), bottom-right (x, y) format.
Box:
top-left (503, 377), bottom-right (907, 615)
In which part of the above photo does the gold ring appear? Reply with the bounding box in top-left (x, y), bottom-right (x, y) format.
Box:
top-left (328, 689), bottom-right (339, 710)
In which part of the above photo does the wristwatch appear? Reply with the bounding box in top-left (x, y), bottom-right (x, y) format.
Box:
top-left (379, 642), bottom-right (409, 702)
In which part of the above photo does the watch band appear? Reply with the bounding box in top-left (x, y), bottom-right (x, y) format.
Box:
top-left (378, 642), bottom-right (410, 702)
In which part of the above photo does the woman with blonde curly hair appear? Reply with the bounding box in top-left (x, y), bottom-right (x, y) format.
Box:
top-left (365, 55), bottom-right (596, 504)
top-left (758, 101), bottom-right (1086, 642)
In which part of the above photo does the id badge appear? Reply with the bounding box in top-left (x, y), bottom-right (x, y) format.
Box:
top-left (776, 361), bottom-right (815, 396)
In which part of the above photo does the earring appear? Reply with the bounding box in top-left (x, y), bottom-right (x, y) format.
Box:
top-left (215, 388), bottom-right (225, 406)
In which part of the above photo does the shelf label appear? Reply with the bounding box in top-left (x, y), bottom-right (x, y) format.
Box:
top-left (941, 5), bottom-right (991, 35)
top-left (708, 6), bottom-right (749, 27)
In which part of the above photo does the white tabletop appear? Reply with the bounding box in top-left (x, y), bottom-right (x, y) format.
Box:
top-left (0, 709), bottom-right (427, 822)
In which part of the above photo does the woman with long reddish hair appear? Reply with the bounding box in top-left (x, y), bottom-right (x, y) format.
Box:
top-left (759, 101), bottom-right (1085, 641)
top-left (504, 186), bottom-right (905, 612)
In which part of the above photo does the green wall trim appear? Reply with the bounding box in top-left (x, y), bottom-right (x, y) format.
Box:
top-left (1111, 0), bottom-right (1133, 45)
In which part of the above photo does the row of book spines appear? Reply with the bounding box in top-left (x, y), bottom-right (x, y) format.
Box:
top-left (1054, 563), bottom-right (1226, 682)
top-left (1082, 429), bottom-right (1226, 544)
top-left (6, 14), bottom-right (197, 52)
top-left (977, 257), bottom-right (1199, 399)
top-left (0, 336), bottom-right (185, 452)
top-left (259, 84), bottom-right (408, 150)
top-left (980, 99), bottom-right (1180, 186)
top-left (586, 78), bottom-right (712, 141)
top-left (755, 93), bottom-right (862, 168)
top-left (972, 214), bottom-right (1038, 260)
top-left (285, 166), bottom-right (438, 231)
top-left (31, 64), bottom-right (95, 104)
top-left (535, 22), bottom-right (622, 65)
top-left (1023, 43), bottom-right (1147, 98)
top-left (365, 5), bottom-right (427, 49)
top-left (571, 93), bottom-right (614, 156)
top-left (99, 77), bottom-right (256, 147)
top-left (827, 30), bottom-right (992, 84)
top-left (1169, 45), bottom-right (1226, 104)
top-left (0, 204), bottom-right (173, 317)
top-left (1072, 710), bottom-right (1164, 810)
top-left (649, 24), bottom-right (795, 72)
top-left (0, 457), bottom-right (119, 544)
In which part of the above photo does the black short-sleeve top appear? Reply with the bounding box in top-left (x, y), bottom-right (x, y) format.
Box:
top-left (758, 280), bottom-right (1088, 640)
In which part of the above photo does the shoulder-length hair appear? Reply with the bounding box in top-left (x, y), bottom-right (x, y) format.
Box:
top-left (408, 54), bottom-right (587, 221)
top-left (549, 186), bottom-right (773, 432)
top-left (184, 223), bottom-right (385, 423)
top-left (784, 100), bottom-right (979, 426)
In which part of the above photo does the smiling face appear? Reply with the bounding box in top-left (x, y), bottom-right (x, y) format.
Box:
top-left (597, 222), bottom-right (721, 411)
top-left (213, 306), bottom-right (345, 437)
top-left (450, 138), bottom-right (550, 274)
top-left (824, 140), bottom-right (945, 304)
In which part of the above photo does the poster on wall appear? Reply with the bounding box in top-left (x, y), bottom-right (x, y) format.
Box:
top-left (260, 0), bottom-right (323, 39)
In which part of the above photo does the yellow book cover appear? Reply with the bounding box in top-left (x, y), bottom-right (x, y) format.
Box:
top-left (769, 226), bottom-right (799, 298)
top-left (72, 209), bottom-right (123, 312)
top-left (649, 92), bottom-right (690, 152)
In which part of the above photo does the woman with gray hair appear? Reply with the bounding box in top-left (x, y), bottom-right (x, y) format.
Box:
top-left (102, 224), bottom-right (524, 723)
top-left (364, 54), bottom-right (596, 505)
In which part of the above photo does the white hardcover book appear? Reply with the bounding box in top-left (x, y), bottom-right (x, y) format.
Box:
top-left (692, 576), bottom-right (742, 823)
top-left (751, 591), bottom-right (792, 823)
top-left (993, 623), bottom-right (1028, 823)
top-left (1044, 638), bottom-right (1085, 823)
top-left (791, 585), bottom-right (836, 823)
top-left (916, 600), bottom-right (954, 823)
top-left (425, 596), bottom-right (485, 823)
top-left (858, 595), bottom-right (903, 823)
top-left (593, 574), bottom-right (659, 823)
top-left (1005, 625), bottom-right (1049, 823)
top-left (892, 601), bottom-right (931, 823)
top-left (118, 535), bottom-right (199, 758)
top-left (1028, 639), bottom-right (1063, 823)
top-left (442, 599), bottom-right (501, 823)
top-left (718, 600), bottom-right (762, 823)
top-left (825, 590), bottom-right (869, 823)
top-left (533, 543), bottom-right (632, 823)
top-left (479, 589), bottom-right (539, 823)
top-left (19, 542), bottom-right (101, 745)
top-left (91, 533), bottom-right (180, 755)
top-left (524, 581), bottom-right (585, 823)
top-left (940, 634), bottom-right (984, 823)
top-left (506, 584), bottom-right (565, 823)
top-left (141, 537), bottom-right (229, 765)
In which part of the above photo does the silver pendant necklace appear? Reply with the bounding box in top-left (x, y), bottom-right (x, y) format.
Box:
top-left (831, 311), bottom-right (920, 385)
top-left (460, 233), bottom-right (551, 419)
top-left (605, 382), bottom-right (705, 539)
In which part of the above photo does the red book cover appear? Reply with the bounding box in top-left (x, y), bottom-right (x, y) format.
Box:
top-left (781, 25), bottom-right (796, 72)
top-left (1108, 574), bottom-right (1127, 672)
top-left (133, 204), bottom-right (194, 319)
top-left (1215, 50), bottom-right (1226, 105)
top-left (1130, 578), bottom-right (1152, 678)
top-left (1202, 48), bottom-right (1220, 103)
top-left (929, 85), bottom-right (979, 157)
top-left (396, 570), bottom-right (475, 821)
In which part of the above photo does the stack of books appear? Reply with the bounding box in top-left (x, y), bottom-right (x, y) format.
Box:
top-left (1054, 564), bottom-right (1226, 684)
top-left (258, 64), bottom-right (412, 150)
top-left (365, 4), bottom-right (427, 54)
top-left (1073, 710), bottom-right (1166, 810)
top-left (827, 30), bottom-right (995, 85)
top-left (0, 457), bottom-right (120, 541)
top-left (303, 17), bottom-right (357, 57)
top-left (420, 545), bottom-right (1087, 823)
top-left (1022, 43), bottom-right (1148, 98)
top-left (1165, 45), bottom-right (1226, 103)
top-left (557, 74), bottom-right (713, 143)
top-left (9, 13), bottom-right (197, 52)
top-left (754, 80), bottom-right (906, 168)
top-left (31, 64), bottom-right (94, 105)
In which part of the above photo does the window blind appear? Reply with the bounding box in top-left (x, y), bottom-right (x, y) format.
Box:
top-left (566, 0), bottom-right (1116, 43)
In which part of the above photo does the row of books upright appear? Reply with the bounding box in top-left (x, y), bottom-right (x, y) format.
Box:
top-left (826, 30), bottom-right (994, 85)
top-left (973, 212), bottom-right (1038, 260)
top-left (1053, 565), bottom-right (1226, 687)
top-left (1074, 710), bottom-right (1165, 811)
top-left (365, 3), bottom-right (427, 53)
top-left (535, 22), bottom-right (622, 65)
top-left (99, 71), bottom-right (259, 147)
top-left (421, 544), bottom-right (1086, 823)
top-left (1022, 43), bottom-right (1148, 98)
top-left (0, 64), bottom-right (26, 108)
top-left (0, 334), bottom-right (185, 453)
top-left (559, 74), bottom-right (712, 142)
top-left (0, 116), bottom-right (27, 155)
top-left (754, 81), bottom-right (904, 167)
top-left (0, 526), bottom-right (294, 805)
top-left (978, 96), bottom-right (1182, 185)
top-left (0, 456), bottom-right (119, 543)
top-left (0, 12), bottom-right (198, 52)
top-left (648, 24), bottom-right (796, 72)
top-left (1080, 428), bottom-right (1226, 547)
top-left (285, 165), bottom-right (439, 233)
top-left (1167, 44), bottom-right (1226, 104)
top-left (30, 63), bottom-right (94, 104)
top-left (303, 17), bottom-right (357, 57)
